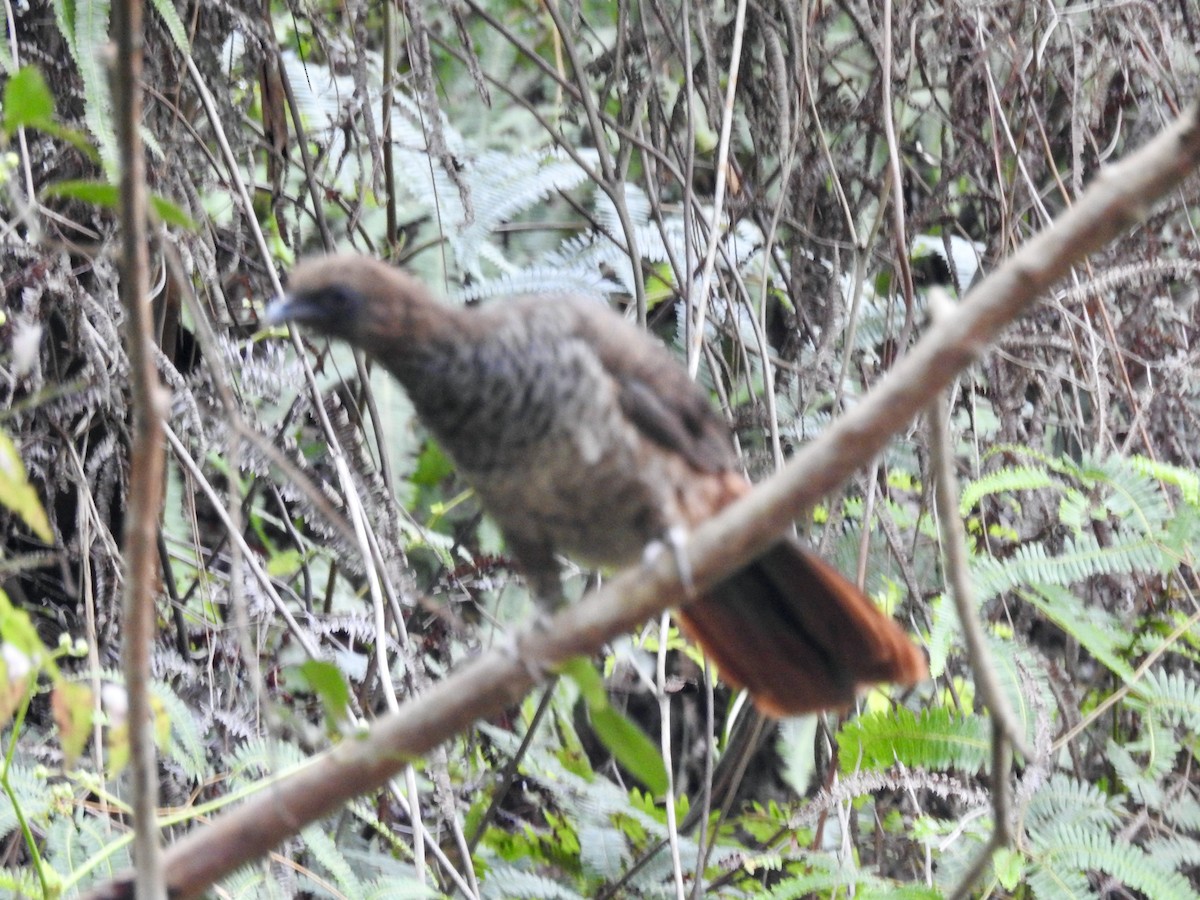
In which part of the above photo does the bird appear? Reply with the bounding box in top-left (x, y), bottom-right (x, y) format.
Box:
top-left (266, 254), bottom-right (926, 715)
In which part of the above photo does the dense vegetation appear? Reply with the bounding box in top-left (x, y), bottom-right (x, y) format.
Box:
top-left (2, 0), bottom-right (1200, 896)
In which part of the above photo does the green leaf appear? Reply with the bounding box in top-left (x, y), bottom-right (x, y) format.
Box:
top-left (992, 846), bottom-right (1024, 890)
top-left (561, 658), bottom-right (669, 795)
top-left (0, 590), bottom-right (53, 677)
top-left (150, 194), bottom-right (199, 230)
top-left (266, 548), bottom-right (303, 579)
top-left (0, 429), bottom-right (53, 543)
top-left (3, 66), bottom-right (55, 133)
top-left (587, 705), bottom-right (668, 796)
top-left (41, 179), bottom-right (119, 208)
top-left (560, 657), bottom-right (605, 706)
top-left (1, 85), bottom-right (100, 160)
top-left (412, 440), bottom-right (455, 488)
top-left (48, 179), bottom-right (201, 229)
top-left (292, 660), bottom-right (352, 727)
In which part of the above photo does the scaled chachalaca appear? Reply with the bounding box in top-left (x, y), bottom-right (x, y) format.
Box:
top-left (267, 254), bottom-right (926, 715)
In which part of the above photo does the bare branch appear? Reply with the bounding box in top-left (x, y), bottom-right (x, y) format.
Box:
top-left (112, 0), bottom-right (167, 895)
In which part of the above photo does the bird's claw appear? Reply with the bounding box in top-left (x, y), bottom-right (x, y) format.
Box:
top-left (644, 526), bottom-right (694, 595)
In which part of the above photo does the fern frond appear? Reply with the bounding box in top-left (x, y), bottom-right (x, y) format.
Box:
top-left (455, 267), bottom-right (622, 304)
top-left (763, 854), bottom-right (858, 898)
top-left (152, 680), bottom-right (209, 781)
top-left (1094, 456), bottom-right (1173, 535)
top-left (1145, 835), bottom-right (1200, 869)
top-left (0, 867), bottom-right (43, 899)
top-left (360, 876), bottom-right (438, 899)
top-left (593, 182), bottom-right (651, 238)
top-left (960, 464), bottom-right (1057, 515)
top-left (148, 0), bottom-right (190, 53)
top-left (225, 737), bottom-right (309, 787)
top-left (44, 803), bottom-right (130, 878)
top-left (577, 822), bottom-right (630, 880)
top-left (451, 148), bottom-right (597, 274)
top-left (1020, 585), bottom-right (1135, 681)
top-left (923, 594), bottom-right (959, 679)
top-left (0, 761), bottom-right (52, 833)
top-left (764, 851), bottom-right (941, 898)
top-left (1030, 823), bottom-right (1196, 900)
top-left (482, 866), bottom-right (588, 899)
top-left (1023, 861), bottom-right (1093, 900)
top-left (1108, 737), bottom-right (1172, 803)
top-left (64, 0), bottom-right (118, 174)
top-left (1131, 455), bottom-right (1200, 507)
top-left (1024, 773), bottom-right (1121, 832)
top-left (302, 822), bottom-right (363, 897)
top-left (838, 707), bottom-right (991, 774)
top-left (1158, 796), bottom-right (1200, 832)
top-left (974, 532), bottom-right (1166, 603)
top-left (1131, 670), bottom-right (1200, 730)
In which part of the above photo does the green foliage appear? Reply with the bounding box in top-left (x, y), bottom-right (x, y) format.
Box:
top-left (959, 463), bottom-right (1057, 516)
top-left (1028, 824), bottom-right (1196, 900)
top-left (561, 658), bottom-right (669, 795)
top-left (901, 449), bottom-right (1200, 898)
top-left (2, 66), bottom-right (54, 132)
top-left (147, 0), bottom-right (190, 55)
top-left (53, 0), bottom-right (116, 173)
top-left (1024, 773), bottom-right (1122, 833)
top-left (40, 180), bottom-right (198, 229)
top-left (0, 628), bottom-right (220, 895)
top-left (43, 0), bottom-right (190, 175)
top-left (6, 1), bottom-right (1200, 896)
top-left (289, 659), bottom-right (354, 730)
top-left (839, 706), bottom-right (991, 774)
top-left (1, 65), bottom-right (97, 159)
top-left (829, 447), bottom-right (1200, 897)
top-left (764, 854), bottom-right (942, 899)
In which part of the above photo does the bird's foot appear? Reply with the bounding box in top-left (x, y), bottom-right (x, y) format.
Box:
top-left (644, 526), bottom-right (694, 595)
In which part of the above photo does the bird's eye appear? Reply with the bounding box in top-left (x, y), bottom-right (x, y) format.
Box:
top-left (329, 285), bottom-right (363, 309)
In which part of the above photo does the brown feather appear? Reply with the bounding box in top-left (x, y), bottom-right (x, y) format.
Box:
top-left (268, 254), bottom-right (927, 715)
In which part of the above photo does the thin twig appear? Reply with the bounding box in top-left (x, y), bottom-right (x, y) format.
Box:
top-left (928, 339), bottom-right (1021, 899)
top-left (656, 612), bottom-right (687, 900)
top-left (112, 0), bottom-right (167, 894)
top-left (686, 0), bottom-right (748, 377)
top-left (928, 290), bottom-right (1033, 760)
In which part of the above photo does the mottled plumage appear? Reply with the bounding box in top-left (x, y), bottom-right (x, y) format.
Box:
top-left (268, 254), bottom-right (926, 714)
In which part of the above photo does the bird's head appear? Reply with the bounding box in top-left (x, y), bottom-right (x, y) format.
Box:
top-left (265, 254), bottom-right (439, 352)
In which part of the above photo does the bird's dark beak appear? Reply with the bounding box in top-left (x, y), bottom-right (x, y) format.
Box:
top-left (264, 294), bottom-right (311, 328)
top-left (264, 282), bottom-right (365, 337)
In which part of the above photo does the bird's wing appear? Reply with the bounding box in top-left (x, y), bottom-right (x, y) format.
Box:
top-left (568, 299), bottom-right (737, 475)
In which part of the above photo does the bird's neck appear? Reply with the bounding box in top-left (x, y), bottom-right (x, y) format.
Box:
top-left (360, 292), bottom-right (497, 427)
top-left (355, 280), bottom-right (474, 380)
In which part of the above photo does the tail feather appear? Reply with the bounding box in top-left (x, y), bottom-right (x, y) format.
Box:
top-left (675, 537), bottom-right (926, 716)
